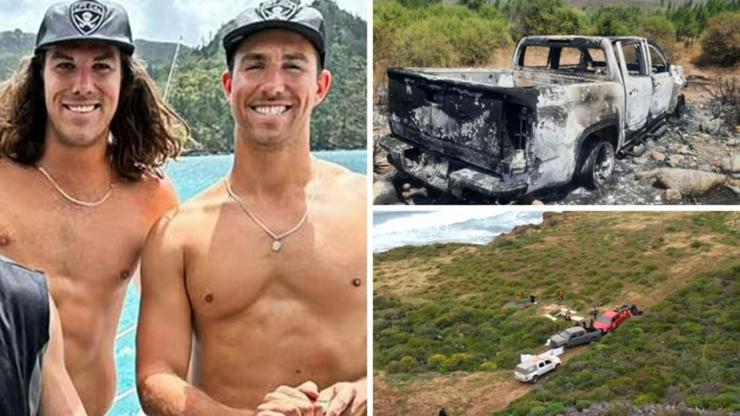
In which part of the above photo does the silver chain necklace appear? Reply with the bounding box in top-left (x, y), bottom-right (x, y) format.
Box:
top-left (37, 165), bottom-right (113, 208)
top-left (225, 165), bottom-right (320, 252)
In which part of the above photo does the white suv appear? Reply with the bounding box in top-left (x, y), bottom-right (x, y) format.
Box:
top-left (514, 355), bottom-right (561, 383)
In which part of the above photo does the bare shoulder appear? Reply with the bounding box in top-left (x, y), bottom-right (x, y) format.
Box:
top-left (125, 172), bottom-right (180, 221)
top-left (316, 159), bottom-right (366, 201)
top-left (130, 171), bottom-right (177, 200)
top-left (147, 179), bottom-right (227, 244)
top-left (0, 157), bottom-right (33, 179)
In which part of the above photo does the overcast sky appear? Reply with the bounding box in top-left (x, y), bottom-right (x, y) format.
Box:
top-left (0, 0), bottom-right (366, 47)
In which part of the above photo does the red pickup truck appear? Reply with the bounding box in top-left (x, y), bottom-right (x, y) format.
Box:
top-left (594, 304), bottom-right (640, 333)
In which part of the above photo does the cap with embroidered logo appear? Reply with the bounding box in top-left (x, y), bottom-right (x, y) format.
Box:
top-left (222, 0), bottom-right (326, 69)
top-left (35, 0), bottom-right (135, 55)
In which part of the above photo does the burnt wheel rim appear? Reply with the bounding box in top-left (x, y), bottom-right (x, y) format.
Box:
top-left (593, 144), bottom-right (614, 186)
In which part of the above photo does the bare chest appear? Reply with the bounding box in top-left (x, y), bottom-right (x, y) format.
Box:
top-left (185, 213), bottom-right (367, 322)
top-left (0, 190), bottom-right (148, 287)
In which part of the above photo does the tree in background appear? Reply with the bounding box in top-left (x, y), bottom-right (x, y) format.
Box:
top-left (373, 1), bottom-right (510, 104)
top-left (505, 0), bottom-right (588, 40)
top-left (590, 6), bottom-right (641, 36)
top-left (638, 15), bottom-right (676, 59)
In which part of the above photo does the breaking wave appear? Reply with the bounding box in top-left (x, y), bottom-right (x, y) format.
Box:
top-left (373, 209), bottom-right (545, 252)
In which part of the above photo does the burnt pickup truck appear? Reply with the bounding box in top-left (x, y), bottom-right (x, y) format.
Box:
top-left (379, 36), bottom-right (686, 201)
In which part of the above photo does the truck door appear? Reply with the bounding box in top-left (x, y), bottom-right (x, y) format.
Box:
top-left (615, 40), bottom-right (652, 134)
top-left (648, 41), bottom-right (673, 118)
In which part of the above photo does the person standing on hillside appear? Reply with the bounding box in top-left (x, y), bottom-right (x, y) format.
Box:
top-left (0, 1), bottom-right (187, 413)
top-left (136, 0), bottom-right (367, 415)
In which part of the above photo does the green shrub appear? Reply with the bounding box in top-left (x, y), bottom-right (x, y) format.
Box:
top-left (526, 406), bottom-right (547, 416)
top-left (478, 361), bottom-right (498, 371)
top-left (590, 6), bottom-right (641, 36)
top-left (507, 0), bottom-right (588, 39)
top-left (399, 356), bottom-right (420, 373)
top-left (386, 360), bottom-right (403, 374)
top-left (427, 353), bottom-right (446, 372)
top-left (634, 392), bottom-right (660, 405)
top-left (639, 15), bottom-right (677, 59)
top-left (700, 12), bottom-right (740, 66)
top-left (575, 399), bottom-right (592, 411)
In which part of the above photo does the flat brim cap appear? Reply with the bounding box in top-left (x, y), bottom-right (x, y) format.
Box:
top-left (222, 0), bottom-right (325, 68)
top-left (35, 0), bottom-right (134, 55)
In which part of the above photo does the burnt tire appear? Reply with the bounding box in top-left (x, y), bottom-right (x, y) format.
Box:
top-left (532, 375), bottom-right (539, 384)
top-left (671, 94), bottom-right (686, 119)
top-left (579, 139), bottom-right (615, 190)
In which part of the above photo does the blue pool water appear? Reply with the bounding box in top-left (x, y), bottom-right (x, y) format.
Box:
top-left (111, 150), bottom-right (365, 415)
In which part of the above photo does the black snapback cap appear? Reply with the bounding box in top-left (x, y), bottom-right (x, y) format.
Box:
top-left (222, 0), bottom-right (326, 69)
top-left (35, 0), bottom-right (135, 55)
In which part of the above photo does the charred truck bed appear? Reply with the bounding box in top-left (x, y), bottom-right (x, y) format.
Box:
top-left (379, 36), bottom-right (686, 202)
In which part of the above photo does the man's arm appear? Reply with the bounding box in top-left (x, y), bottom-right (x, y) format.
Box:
top-left (40, 296), bottom-right (86, 416)
top-left (136, 213), bottom-right (248, 416)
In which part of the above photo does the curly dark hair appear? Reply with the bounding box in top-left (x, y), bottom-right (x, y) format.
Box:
top-left (0, 51), bottom-right (189, 181)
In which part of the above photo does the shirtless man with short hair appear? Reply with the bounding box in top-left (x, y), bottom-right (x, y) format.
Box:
top-left (136, 1), bottom-right (367, 415)
top-left (0, 1), bottom-right (187, 414)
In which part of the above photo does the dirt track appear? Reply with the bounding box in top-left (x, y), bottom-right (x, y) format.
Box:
top-left (375, 346), bottom-right (590, 416)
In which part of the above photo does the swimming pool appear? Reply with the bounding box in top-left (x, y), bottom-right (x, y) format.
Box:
top-left (110, 150), bottom-right (366, 414)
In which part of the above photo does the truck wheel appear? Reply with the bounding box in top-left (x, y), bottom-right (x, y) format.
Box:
top-left (579, 140), bottom-right (615, 190)
top-left (532, 375), bottom-right (539, 384)
top-left (671, 94), bottom-right (686, 119)
top-left (555, 364), bottom-right (560, 370)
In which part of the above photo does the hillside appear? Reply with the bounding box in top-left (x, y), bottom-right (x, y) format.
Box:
top-left (374, 212), bottom-right (739, 415)
top-left (0, 0), bottom-right (366, 154)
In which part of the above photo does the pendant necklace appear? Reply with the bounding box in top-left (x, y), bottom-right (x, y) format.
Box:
top-left (37, 165), bottom-right (113, 208)
top-left (225, 164), bottom-right (319, 252)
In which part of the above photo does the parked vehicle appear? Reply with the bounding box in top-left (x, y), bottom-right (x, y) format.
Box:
top-left (380, 35), bottom-right (686, 202)
top-left (548, 326), bottom-right (602, 349)
top-left (514, 354), bottom-right (561, 383)
top-left (594, 304), bottom-right (640, 333)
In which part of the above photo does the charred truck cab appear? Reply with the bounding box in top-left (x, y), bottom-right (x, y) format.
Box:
top-left (379, 36), bottom-right (686, 202)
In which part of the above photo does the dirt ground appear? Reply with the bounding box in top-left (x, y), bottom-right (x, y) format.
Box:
top-left (372, 45), bottom-right (740, 205)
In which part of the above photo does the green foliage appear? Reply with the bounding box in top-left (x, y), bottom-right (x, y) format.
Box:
top-left (499, 264), bottom-right (740, 414)
top-left (0, 30), bottom-right (34, 80)
top-left (169, 59), bottom-right (233, 153)
top-left (638, 15), bottom-right (676, 58)
top-left (376, 212), bottom-right (739, 416)
top-left (699, 12), bottom-right (740, 66)
top-left (663, 0), bottom-right (740, 44)
top-left (373, 0), bottom-right (510, 101)
top-left (506, 0), bottom-right (588, 39)
top-left (0, 0), bottom-right (366, 153)
top-left (590, 6), bottom-right (642, 36)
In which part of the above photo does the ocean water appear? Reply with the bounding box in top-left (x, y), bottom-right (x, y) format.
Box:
top-left (373, 209), bottom-right (545, 253)
top-left (111, 150), bottom-right (365, 415)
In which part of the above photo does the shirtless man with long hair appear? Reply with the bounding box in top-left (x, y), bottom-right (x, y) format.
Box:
top-left (0, 1), bottom-right (188, 413)
top-left (137, 1), bottom-right (366, 415)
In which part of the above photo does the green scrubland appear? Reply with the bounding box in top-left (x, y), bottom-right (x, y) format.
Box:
top-left (374, 212), bottom-right (739, 414)
top-left (374, 0), bottom-right (740, 100)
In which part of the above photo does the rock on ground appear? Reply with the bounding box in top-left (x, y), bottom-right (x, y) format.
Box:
top-left (654, 168), bottom-right (727, 196)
